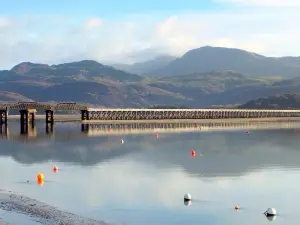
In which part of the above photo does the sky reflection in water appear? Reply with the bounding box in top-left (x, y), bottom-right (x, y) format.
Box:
top-left (1, 122), bottom-right (300, 225)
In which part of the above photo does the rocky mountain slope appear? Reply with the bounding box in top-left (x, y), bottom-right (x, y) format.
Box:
top-left (112, 55), bottom-right (176, 76)
top-left (148, 46), bottom-right (300, 78)
top-left (1, 47), bottom-right (300, 108)
top-left (239, 93), bottom-right (300, 109)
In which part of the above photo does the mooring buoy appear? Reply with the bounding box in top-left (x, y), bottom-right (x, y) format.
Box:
top-left (264, 208), bottom-right (276, 217)
top-left (184, 193), bottom-right (192, 201)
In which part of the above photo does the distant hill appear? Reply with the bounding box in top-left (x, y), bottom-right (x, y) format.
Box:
top-left (9, 60), bottom-right (143, 82)
top-left (150, 46), bottom-right (300, 78)
top-left (239, 93), bottom-right (300, 109)
top-left (2, 58), bottom-right (300, 108)
top-left (0, 91), bottom-right (33, 102)
top-left (112, 55), bottom-right (176, 76)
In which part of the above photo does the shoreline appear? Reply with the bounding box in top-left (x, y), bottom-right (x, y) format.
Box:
top-left (0, 190), bottom-right (109, 225)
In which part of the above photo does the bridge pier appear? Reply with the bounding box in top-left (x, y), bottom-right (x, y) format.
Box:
top-left (20, 109), bottom-right (36, 124)
top-left (0, 110), bottom-right (8, 125)
top-left (81, 110), bottom-right (90, 121)
top-left (45, 110), bottom-right (54, 124)
top-left (20, 109), bottom-right (36, 135)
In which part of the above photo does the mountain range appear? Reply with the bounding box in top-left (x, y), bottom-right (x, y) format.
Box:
top-left (1, 46), bottom-right (300, 108)
top-left (112, 55), bottom-right (176, 76)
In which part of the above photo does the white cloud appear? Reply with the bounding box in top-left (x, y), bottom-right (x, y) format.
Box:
top-left (215, 0), bottom-right (300, 7)
top-left (0, 17), bottom-right (13, 28)
top-left (84, 18), bottom-right (103, 30)
top-left (0, 8), bottom-right (300, 69)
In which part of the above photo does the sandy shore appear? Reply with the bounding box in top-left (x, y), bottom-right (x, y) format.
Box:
top-left (0, 190), bottom-right (109, 225)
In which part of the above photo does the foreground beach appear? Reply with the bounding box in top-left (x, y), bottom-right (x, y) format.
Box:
top-left (0, 190), bottom-right (109, 225)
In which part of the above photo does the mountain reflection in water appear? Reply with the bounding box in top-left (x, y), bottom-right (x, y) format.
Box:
top-left (1, 121), bottom-right (300, 177)
top-left (1, 120), bottom-right (300, 225)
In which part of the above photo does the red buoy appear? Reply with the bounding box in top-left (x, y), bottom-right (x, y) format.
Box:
top-left (154, 133), bottom-right (159, 138)
top-left (191, 149), bottom-right (196, 157)
top-left (52, 166), bottom-right (58, 173)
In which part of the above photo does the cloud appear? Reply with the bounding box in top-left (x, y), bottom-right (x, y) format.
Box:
top-left (0, 7), bottom-right (300, 68)
top-left (84, 18), bottom-right (103, 30)
top-left (215, 0), bottom-right (300, 7)
top-left (0, 17), bottom-right (13, 28)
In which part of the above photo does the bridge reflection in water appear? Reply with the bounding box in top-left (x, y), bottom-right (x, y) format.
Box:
top-left (1, 119), bottom-right (300, 141)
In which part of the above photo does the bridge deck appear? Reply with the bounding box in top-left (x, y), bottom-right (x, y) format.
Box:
top-left (86, 108), bottom-right (300, 112)
top-left (0, 102), bottom-right (88, 111)
top-left (1, 102), bottom-right (300, 121)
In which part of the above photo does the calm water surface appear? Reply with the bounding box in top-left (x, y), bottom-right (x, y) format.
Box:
top-left (1, 121), bottom-right (300, 225)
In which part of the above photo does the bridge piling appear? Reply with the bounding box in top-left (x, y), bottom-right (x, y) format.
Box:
top-left (0, 110), bottom-right (8, 125)
top-left (81, 110), bottom-right (89, 121)
top-left (20, 109), bottom-right (36, 124)
top-left (20, 109), bottom-right (36, 135)
top-left (20, 110), bottom-right (29, 125)
top-left (45, 110), bottom-right (54, 124)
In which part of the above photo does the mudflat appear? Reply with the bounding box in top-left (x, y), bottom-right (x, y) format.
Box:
top-left (0, 190), bottom-right (110, 225)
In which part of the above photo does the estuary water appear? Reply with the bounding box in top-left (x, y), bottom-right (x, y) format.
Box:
top-left (1, 120), bottom-right (300, 225)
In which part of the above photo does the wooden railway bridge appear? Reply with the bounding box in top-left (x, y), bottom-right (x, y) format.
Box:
top-left (1, 101), bottom-right (300, 135)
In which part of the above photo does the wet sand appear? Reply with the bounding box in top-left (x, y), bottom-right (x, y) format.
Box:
top-left (0, 190), bottom-right (109, 225)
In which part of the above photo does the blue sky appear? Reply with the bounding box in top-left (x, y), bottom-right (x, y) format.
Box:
top-left (0, 0), bottom-right (225, 17)
top-left (0, 0), bottom-right (300, 68)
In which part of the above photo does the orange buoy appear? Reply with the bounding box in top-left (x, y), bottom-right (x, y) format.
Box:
top-left (36, 173), bottom-right (44, 182)
top-left (52, 166), bottom-right (58, 173)
top-left (191, 149), bottom-right (196, 157)
top-left (234, 205), bottom-right (239, 211)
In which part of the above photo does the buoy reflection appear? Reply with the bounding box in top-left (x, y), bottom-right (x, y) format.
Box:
top-left (266, 215), bottom-right (276, 221)
top-left (184, 200), bottom-right (191, 206)
top-left (37, 179), bottom-right (44, 187)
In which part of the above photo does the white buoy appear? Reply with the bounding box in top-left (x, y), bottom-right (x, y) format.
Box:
top-left (121, 139), bottom-right (124, 144)
top-left (264, 208), bottom-right (276, 217)
top-left (184, 193), bottom-right (192, 201)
